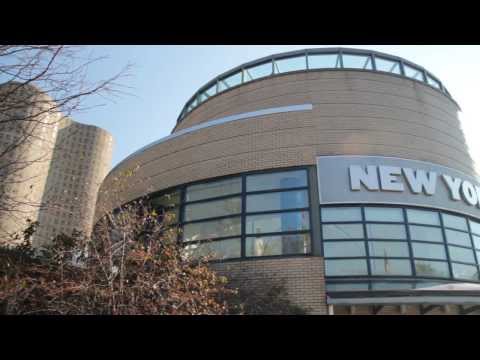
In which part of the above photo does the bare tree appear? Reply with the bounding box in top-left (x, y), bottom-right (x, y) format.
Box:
top-left (0, 45), bottom-right (130, 244)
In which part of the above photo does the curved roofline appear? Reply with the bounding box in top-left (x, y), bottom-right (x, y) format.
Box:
top-left (174, 47), bottom-right (459, 129)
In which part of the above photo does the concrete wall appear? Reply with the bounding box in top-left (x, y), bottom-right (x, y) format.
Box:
top-left (35, 118), bottom-right (113, 246)
top-left (0, 83), bottom-right (60, 245)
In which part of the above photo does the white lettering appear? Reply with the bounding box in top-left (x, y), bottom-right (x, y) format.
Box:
top-left (349, 165), bottom-right (379, 191)
top-left (462, 181), bottom-right (478, 206)
top-left (402, 168), bottom-right (437, 195)
top-left (442, 174), bottom-right (462, 201)
top-left (379, 166), bottom-right (404, 192)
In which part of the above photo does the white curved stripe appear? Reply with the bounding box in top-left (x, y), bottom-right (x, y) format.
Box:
top-left (111, 103), bottom-right (313, 173)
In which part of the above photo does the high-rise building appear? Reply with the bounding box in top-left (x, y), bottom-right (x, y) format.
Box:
top-left (96, 47), bottom-right (480, 314)
top-left (0, 82), bottom-right (113, 247)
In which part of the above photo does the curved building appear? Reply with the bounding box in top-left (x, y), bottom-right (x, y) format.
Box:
top-left (97, 48), bottom-right (480, 315)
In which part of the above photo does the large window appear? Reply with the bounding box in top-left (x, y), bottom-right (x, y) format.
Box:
top-left (322, 205), bottom-right (480, 283)
top-left (178, 168), bottom-right (312, 260)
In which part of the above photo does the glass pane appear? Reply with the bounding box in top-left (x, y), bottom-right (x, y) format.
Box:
top-left (409, 225), bottom-right (444, 243)
top-left (275, 56), bottom-right (306, 73)
top-left (186, 177), bottom-right (241, 202)
top-left (415, 260), bottom-right (450, 278)
top-left (244, 62), bottom-right (272, 81)
top-left (326, 283), bottom-right (369, 291)
top-left (469, 220), bottom-right (480, 236)
top-left (184, 238), bottom-right (241, 260)
top-left (370, 259), bottom-right (412, 276)
top-left (184, 197), bottom-right (241, 221)
top-left (364, 207), bottom-right (403, 222)
top-left (150, 191), bottom-right (181, 209)
top-left (218, 72), bottom-right (242, 91)
top-left (452, 263), bottom-right (479, 281)
top-left (325, 259), bottom-right (368, 276)
top-left (246, 233), bottom-right (310, 257)
top-left (246, 190), bottom-right (308, 213)
top-left (321, 207), bottom-right (362, 222)
top-left (406, 209), bottom-right (440, 225)
top-left (246, 170), bottom-right (307, 192)
top-left (404, 64), bottom-right (425, 81)
top-left (324, 241), bottom-right (366, 258)
top-left (308, 53), bottom-right (340, 69)
top-left (342, 54), bottom-right (373, 70)
top-left (366, 224), bottom-right (406, 240)
top-left (442, 213), bottom-right (468, 231)
top-left (473, 235), bottom-right (480, 249)
top-left (445, 229), bottom-right (471, 247)
top-left (448, 246), bottom-right (475, 264)
top-left (374, 57), bottom-right (401, 74)
top-left (368, 241), bottom-right (410, 257)
top-left (412, 242), bottom-right (446, 260)
top-left (199, 84), bottom-right (217, 102)
top-left (426, 75), bottom-right (441, 89)
top-left (246, 211), bottom-right (310, 234)
top-left (322, 224), bottom-right (364, 240)
top-left (183, 217), bottom-right (241, 242)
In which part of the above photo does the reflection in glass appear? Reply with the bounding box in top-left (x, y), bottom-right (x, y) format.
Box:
top-left (322, 224), bottom-right (364, 240)
top-left (452, 263), bottom-right (479, 281)
top-left (274, 56), bottom-right (306, 73)
top-left (442, 213), bottom-right (468, 231)
top-left (366, 224), bottom-right (406, 240)
top-left (325, 259), bottom-right (368, 276)
top-left (426, 75), bottom-right (441, 89)
top-left (448, 246), bottom-right (475, 264)
top-left (412, 242), bottom-right (446, 260)
top-left (246, 234), bottom-right (310, 257)
top-left (244, 62), bottom-right (272, 81)
top-left (470, 220), bottom-right (480, 236)
top-left (247, 190), bottom-right (308, 213)
top-left (218, 72), bottom-right (242, 91)
top-left (374, 57), bottom-right (401, 74)
top-left (445, 229), bottom-right (471, 247)
top-left (403, 64), bottom-right (425, 81)
top-left (365, 207), bottom-right (403, 222)
top-left (368, 241), bottom-right (409, 257)
top-left (321, 207), bottom-right (362, 222)
top-left (183, 217), bottom-right (241, 242)
top-left (473, 235), bottom-right (480, 249)
top-left (246, 211), bottom-right (310, 234)
top-left (414, 260), bottom-right (450, 278)
top-left (326, 283), bottom-right (370, 291)
top-left (184, 197), bottom-right (241, 221)
top-left (186, 177), bottom-right (241, 202)
top-left (342, 54), bottom-right (373, 70)
top-left (409, 225), bottom-right (443, 243)
top-left (324, 241), bottom-right (366, 258)
top-left (246, 170), bottom-right (307, 192)
top-left (370, 259), bottom-right (412, 276)
top-left (406, 209), bottom-right (440, 225)
top-left (184, 238), bottom-right (241, 260)
top-left (308, 53), bottom-right (340, 69)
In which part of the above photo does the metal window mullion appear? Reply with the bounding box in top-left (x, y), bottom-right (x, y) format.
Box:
top-left (241, 174), bottom-right (246, 258)
top-left (305, 166), bottom-right (315, 255)
top-left (371, 53), bottom-right (377, 71)
top-left (403, 208), bottom-right (417, 277)
top-left (438, 212), bottom-right (455, 280)
top-left (305, 51), bottom-right (309, 70)
top-left (361, 206), bottom-right (371, 277)
top-left (398, 60), bottom-right (406, 76)
top-left (337, 50), bottom-right (344, 68)
top-left (466, 219), bottom-right (480, 280)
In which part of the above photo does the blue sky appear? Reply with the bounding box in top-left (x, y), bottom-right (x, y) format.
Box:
top-left (73, 45), bottom-right (480, 172)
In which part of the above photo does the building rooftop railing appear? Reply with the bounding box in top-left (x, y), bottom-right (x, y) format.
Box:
top-left (176, 47), bottom-right (456, 126)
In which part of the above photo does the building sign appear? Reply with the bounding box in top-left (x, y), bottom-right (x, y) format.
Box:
top-left (316, 156), bottom-right (480, 218)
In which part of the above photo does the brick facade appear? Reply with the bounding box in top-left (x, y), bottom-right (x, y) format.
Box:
top-left (211, 256), bottom-right (327, 315)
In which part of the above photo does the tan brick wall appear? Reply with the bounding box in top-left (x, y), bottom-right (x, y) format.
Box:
top-left (96, 71), bottom-right (473, 216)
top-left (211, 256), bottom-right (327, 315)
